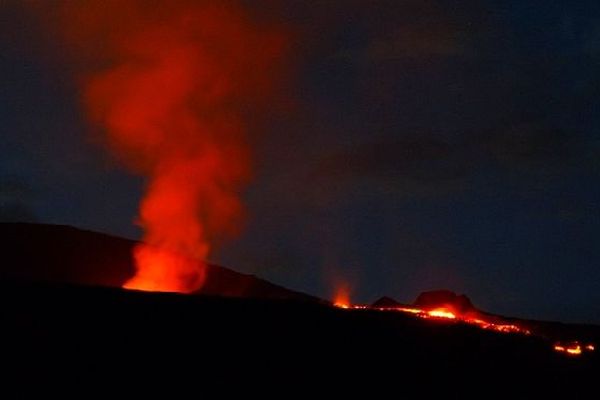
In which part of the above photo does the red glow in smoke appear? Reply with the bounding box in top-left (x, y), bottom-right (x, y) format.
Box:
top-left (53, 1), bottom-right (286, 292)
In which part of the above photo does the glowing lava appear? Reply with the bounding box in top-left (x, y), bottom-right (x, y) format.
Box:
top-left (333, 287), bottom-right (351, 309)
top-left (335, 302), bottom-right (529, 333)
top-left (334, 300), bottom-right (596, 356)
top-left (426, 308), bottom-right (457, 319)
top-left (123, 246), bottom-right (205, 293)
top-left (553, 342), bottom-right (595, 356)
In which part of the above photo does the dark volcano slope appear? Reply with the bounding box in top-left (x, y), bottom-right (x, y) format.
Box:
top-left (0, 222), bottom-right (316, 301)
top-left (1, 223), bottom-right (598, 394)
top-left (1, 281), bottom-right (598, 394)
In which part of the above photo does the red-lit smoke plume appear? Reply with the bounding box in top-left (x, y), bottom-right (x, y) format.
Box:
top-left (50, 1), bottom-right (286, 292)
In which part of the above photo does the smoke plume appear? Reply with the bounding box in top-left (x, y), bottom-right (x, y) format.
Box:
top-left (51, 1), bottom-right (286, 292)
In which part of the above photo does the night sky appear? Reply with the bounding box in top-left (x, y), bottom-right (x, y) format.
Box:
top-left (1, 1), bottom-right (599, 323)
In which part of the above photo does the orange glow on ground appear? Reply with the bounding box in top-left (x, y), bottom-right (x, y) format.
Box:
top-left (553, 344), bottom-right (581, 355)
top-left (333, 300), bottom-right (598, 357)
top-left (426, 308), bottom-right (457, 319)
top-left (331, 301), bottom-right (575, 347)
top-left (334, 303), bottom-right (350, 309)
top-left (333, 286), bottom-right (351, 309)
top-left (123, 245), bottom-right (205, 293)
top-left (333, 302), bottom-right (527, 331)
top-left (553, 342), bottom-right (595, 356)
top-left (395, 307), bottom-right (422, 314)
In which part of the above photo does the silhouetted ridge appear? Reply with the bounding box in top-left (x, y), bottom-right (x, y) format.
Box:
top-left (371, 296), bottom-right (402, 308)
top-left (0, 222), bottom-right (318, 302)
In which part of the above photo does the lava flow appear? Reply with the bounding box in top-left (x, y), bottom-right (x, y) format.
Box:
top-left (553, 342), bottom-right (596, 356)
top-left (336, 302), bottom-right (529, 335)
top-left (333, 294), bottom-right (596, 356)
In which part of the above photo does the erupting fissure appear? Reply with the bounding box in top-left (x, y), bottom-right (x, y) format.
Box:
top-left (333, 296), bottom-right (595, 357)
top-left (553, 342), bottom-right (595, 356)
top-left (335, 302), bottom-right (529, 334)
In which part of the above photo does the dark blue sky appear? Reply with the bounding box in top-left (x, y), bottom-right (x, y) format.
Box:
top-left (1, 0), bottom-right (599, 323)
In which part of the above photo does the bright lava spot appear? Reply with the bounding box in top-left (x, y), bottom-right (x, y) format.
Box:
top-left (395, 307), bottom-right (421, 314)
top-left (553, 341), bottom-right (595, 356)
top-left (427, 308), bottom-right (457, 319)
top-left (333, 286), bottom-right (351, 309)
top-left (123, 245), bottom-right (205, 293)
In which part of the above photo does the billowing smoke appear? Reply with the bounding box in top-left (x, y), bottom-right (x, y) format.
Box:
top-left (47, 1), bottom-right (286, 292)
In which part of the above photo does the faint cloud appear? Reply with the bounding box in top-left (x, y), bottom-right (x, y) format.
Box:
top-left (307, 123), bottom-right (594, 202)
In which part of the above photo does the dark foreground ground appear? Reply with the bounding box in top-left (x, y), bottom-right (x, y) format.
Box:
top-left (1, 280), bottom-right (598, 396)
top-left (0, 223), bottom-right (598, 395)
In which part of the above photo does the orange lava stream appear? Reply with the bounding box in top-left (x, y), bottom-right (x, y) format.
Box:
top-left (426, 309), bottom-right (457, 319)
top-left (335, 303), bottom-right (530, 334)
top-left (553, 342), bottom-right (595, 356)
top-left (332, 301), bottom-right (597, 355)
